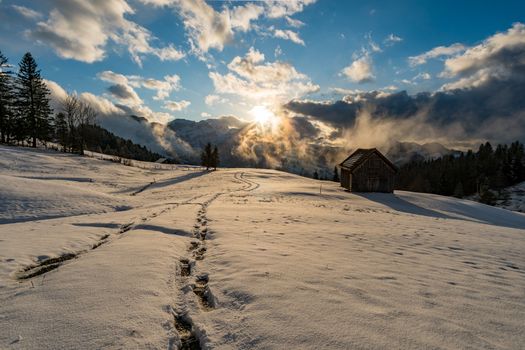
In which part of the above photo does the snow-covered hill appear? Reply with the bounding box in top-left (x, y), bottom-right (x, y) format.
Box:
top-left (1, 145), bottom-right (524, 349)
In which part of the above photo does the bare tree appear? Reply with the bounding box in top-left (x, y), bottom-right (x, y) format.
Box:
top-left (76, 102), bottom-right (96, 154)
top-left (60, 93), bottom-right (80, 152)
top-left (59, 93), bottom-right (96, 154)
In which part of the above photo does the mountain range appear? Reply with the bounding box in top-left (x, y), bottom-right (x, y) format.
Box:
top-left (97, 113), bottom-right (457, 176)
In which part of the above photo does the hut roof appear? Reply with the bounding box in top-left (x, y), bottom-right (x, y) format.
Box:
top-left (339, 148), bottom-right (398, 173)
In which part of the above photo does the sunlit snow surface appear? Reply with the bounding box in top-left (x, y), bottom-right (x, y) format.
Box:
top-left (0, 145), bottom-right (524, 349)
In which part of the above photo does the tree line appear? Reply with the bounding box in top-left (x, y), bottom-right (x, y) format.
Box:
top-left (0, 50), bottom-right (93, 152)
top-left (0, 50), bottom-right (169, 162)
top-left (396, 141), bottom-right (525, 204)
top-left (83, 124), bottom-right (169, 163)
top-left (0, 51), bottom-right (52, 147)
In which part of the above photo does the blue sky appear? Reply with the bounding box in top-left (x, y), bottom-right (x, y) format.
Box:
top-left (0, 0), bottom-right (524, 123)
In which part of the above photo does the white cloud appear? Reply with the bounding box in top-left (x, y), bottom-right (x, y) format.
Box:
top-left (138, 0), bottom-right (315, 55)
top-left (414, 72), bottom-right (431, 80)
top-left (440, 71), bottom-right (496, 90)
top-left (30, 0), bottom-right (184, 65)
top-left (12, 5), bottom-right (42, 19)
top-left (98, 71), bottom-right (129, 86)
top-left (78, 92), bottom-right (125, 117)
top-left (209, 47), bottom-right (319, 102)
top-left (438, 23), bottom-right (525, 90)
top-left (205, 94), bottom-right (228, 106)
top-left (98, 71), bottom-right (181, 100)
top-left (204, 94), bottom-right (219, 105)
top-left (330, 87), bottom-right (364, 95)
top-left (384, 33), bottom-right (402, 46)
top-left (94, 72), bottom-right (188, 123)
top-left (137, 0), bottom-right (174, 6)
top-left (409, 43), bottom-right (466, 66)
top-left (442, 22), bottom-right (525, 81)
top-left (341, 56), bottom-right (375, 83)
top-left (154, 44), bottom-right (185, 61)
top-left (163, 100), bottom-right (191, 112)
top-left (265, 0), bottom-right (317, 19)
top-left (201, 112), bottom-right (212, 118)
top-left (230, 3), bottom-right (265, 32)
top-left (274, 45), bottom-right (283, 58)
top-left (176, 0), bottom-right (235, 54)
top-left (365, 33), bottom-right (381, 53)
top-left (43, 79), bottom-right (68, 112)
top-left (382, 85), bottom-right (398, 91)
top-left (45, 79), bottom-right (174, 124)
top-left (273, 29), bottom-right (305, 46)
top-left (396, 73), bottom-right (428, 86)
top-left (285, 16), bottom-right (305, 28)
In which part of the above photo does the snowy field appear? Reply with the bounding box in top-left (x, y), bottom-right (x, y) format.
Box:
top-left (1, 145), bottom-right (524, 349)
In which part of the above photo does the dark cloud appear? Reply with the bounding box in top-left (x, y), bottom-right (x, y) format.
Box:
top-left (107, 84), bottom-right (142, 105)
top-left (288, 116), bottom-right (321, 139)
top-left (285, 74), bottom-right (525, 144)
top-left (284, 99), bottom-right (360, 126)
top-left (285, 23), bottom-right (525, 146)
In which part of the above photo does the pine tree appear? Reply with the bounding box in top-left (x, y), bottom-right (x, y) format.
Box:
top-left (201, 142), bottom-right (212, 170)
top-left (313, 170), bottom-right (319, 180)
top-left (453, 182), bottom-right (464, 198)
top-left (211, 145), bottom-right (219, 170)
top-left (15, 52), bottom-right (52, 147)
top-left (479, 183), bottom-right (496, 205)
top-left (0, 51), bottom-right (15, 143)
top-left (333, 166), bottom-right (339, 182)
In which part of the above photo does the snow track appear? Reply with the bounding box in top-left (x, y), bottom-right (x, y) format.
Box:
top-left (170, 171), bottom-right (261, 348)
top-left (131, 179), bottom-right (156, 196)
top-left (15, 234), bottom-right (111, 280)
top-left (12, 202), bottom-right (183, 282)
top-left (234, 171), bottom-right (260, 191)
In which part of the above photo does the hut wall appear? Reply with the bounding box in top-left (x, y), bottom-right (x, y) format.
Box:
top-left (340, 169), bottom-right (352, 190)
top-left (350, 153), bottom-right (395, 192)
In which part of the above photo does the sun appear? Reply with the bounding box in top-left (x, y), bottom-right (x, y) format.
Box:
top-left (250, 105), bottom-right (274, 124)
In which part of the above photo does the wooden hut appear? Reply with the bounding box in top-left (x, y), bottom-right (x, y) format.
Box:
top-left (338, 148), bottom-right (397, 193)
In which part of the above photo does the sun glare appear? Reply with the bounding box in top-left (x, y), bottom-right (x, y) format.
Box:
top-left (251, 105), bottom-right (275, 125)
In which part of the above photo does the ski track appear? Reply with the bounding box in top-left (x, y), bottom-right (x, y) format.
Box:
top-left (14, 202), bottom-right (183, 281)
top-left (130, 179), bottom-right (156, 196)
top-left (171, 171), bottom-right (260, 349)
